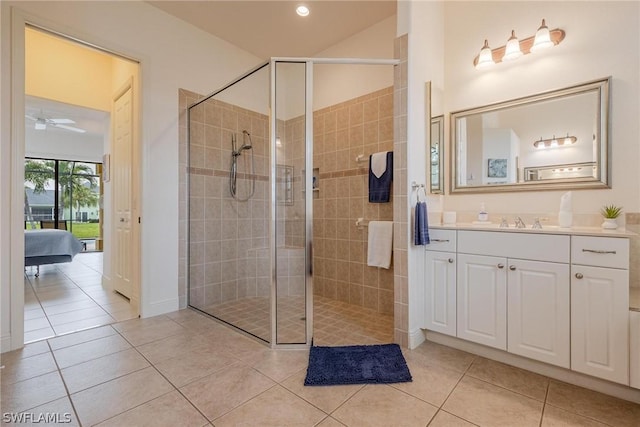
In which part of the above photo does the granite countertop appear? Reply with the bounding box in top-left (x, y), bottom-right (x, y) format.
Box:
top-left (430, 223), bottom-right (637, 238)
top-left (631, 288), bottom-right (640, 312)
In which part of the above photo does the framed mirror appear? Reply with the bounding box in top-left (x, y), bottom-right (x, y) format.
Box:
top-left (430, 115), bottom-right (444, 193)
top-left (450, 77), bottom-right (610, 193)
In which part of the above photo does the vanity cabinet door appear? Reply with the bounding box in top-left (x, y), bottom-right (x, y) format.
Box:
top-left (571, 265), bottom-right (629, 385)
top-left (457, 254), bottom-right (507, 350)
top-left (507, 259), bottom-right (570, 368)
top-left (424, 251), bottom-right (456, 336)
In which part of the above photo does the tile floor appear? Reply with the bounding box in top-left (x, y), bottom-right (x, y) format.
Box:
top-left (198, 295), bottom-right (393, 346)
top-left (24, 253), bottom-right (137, 343)
top-left (2, 309), bottom-right (639, 426)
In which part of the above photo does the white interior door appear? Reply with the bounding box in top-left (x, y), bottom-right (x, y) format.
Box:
top-left (112, 82), bottom-right (134, 298)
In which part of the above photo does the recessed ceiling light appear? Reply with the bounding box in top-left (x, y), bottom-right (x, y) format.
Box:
top-left (296, 5), bottom-right (310, 17)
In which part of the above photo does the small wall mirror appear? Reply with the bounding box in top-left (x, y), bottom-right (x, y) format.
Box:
top-left (450, 77), bottom-right (610, 193)
top-left (430, 115), bottom-right (444, 193)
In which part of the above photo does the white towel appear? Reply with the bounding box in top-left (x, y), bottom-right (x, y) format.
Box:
top-left (371, 152), bottom-right (388, 178)
top-left (367, 221), bottom-right (393, 269)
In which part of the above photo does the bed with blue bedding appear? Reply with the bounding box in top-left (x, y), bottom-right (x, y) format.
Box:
top-left (25, 229), bottom-right (83, 276)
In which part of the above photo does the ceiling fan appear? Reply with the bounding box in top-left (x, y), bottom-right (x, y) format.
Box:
top-left (25, 114), bottom-right (86, 133)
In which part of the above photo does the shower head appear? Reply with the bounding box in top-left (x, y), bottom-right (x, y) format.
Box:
top-left (239, 130), bottom-right (253, 151)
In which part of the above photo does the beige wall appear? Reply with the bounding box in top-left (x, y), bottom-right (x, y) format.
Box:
top-left (25, 28), bottom-right (112, 112)
top-left (313, 87), bottom-right (395, 314)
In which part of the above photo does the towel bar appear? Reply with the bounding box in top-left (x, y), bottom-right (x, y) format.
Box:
top-left (355, 218), bottom-right (369, 228)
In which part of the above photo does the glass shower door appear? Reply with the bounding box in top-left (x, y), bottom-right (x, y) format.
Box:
top-left (272, 61), bottom-right (311, 345)
top-left (188, 63), bottom-right (272, 343)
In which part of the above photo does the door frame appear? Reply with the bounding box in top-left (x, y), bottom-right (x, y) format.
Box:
top-left (268, 57), bottom-right (399, 349)
top-left (6, 9), bottom-right (141, 351)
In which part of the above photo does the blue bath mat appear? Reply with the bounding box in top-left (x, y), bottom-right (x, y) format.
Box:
top-left (304, 343), bottom-right (412, 386)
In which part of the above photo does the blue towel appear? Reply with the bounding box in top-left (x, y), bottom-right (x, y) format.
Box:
top-left (369, 151), bottom-right (393, 203)
top-left (414, 201), bottom-right (430, 245)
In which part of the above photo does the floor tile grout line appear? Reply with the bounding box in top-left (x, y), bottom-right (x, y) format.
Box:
top-left (23, 273), bottom-right (57, 336)
top-left (45, 339), bottom-right (83, 427)
top-left (460, 372), bottom-right (547, 404)
top-left (121, 331), bottom-right (235, 425)
top-left (538, 379), bottom-right (551, 427)
top-left (542, 402), bottom-right (618, 427)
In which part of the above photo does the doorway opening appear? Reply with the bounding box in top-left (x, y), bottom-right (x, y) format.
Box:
top-left (22, 26), bottom-right (140, 343)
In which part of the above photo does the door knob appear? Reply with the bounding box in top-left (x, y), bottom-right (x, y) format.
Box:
top-left (575, 273), bottom-right (584, 279)
top-left (497, 264), bottom-right (504, 269)
top-left (448, 258), bottom-right (454, 263)
top-left (509, 265), bottom-right (516, 271)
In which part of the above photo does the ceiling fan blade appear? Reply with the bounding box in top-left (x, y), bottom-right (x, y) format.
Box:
top-left (49, 118), bottom-right (75, 124)
top-left (52, 123), bottom-right (86, 133)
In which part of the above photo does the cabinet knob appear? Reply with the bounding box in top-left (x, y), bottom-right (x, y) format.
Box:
top-left (497, 264), bottom-right (504, 269)
top-left (448, 258), bottom-right (454, 263)
top-left (575, 273), bottom-right (584, 279)
top-left (509, 265), bottom-right (516, 271)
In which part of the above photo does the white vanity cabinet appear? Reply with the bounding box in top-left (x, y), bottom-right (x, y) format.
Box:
top-left (570, 236), bottom-right (630, 385)
top-left (456, 253), bottom-right (507, 350)
top-left (456, 231), bottom-right (571, 367)
top-left (423, 230), bottom-right (457, 337)
top-left (507, 259), bottom-right (570, 368)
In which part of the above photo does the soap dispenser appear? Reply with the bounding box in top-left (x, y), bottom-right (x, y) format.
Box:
top-left (478, 203), bottom-right (489, 222)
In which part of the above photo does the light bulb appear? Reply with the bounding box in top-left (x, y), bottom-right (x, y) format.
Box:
top-left (531, 19), bottom-right (554, 52)
top-left (296, 5), bottom-right (309, 16)
top-left (503, 30), bottom-right (523, 61)
top-left (475, 39), bottom-right (495, 69)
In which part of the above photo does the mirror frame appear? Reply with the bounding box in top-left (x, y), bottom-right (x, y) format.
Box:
top-left (450, 77), bottom-right (610, 194)
top-left (430, 115), bottom-right (444, 194)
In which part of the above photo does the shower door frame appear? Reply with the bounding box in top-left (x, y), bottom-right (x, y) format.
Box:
top-left (269, 57), bottom-right (399, 349)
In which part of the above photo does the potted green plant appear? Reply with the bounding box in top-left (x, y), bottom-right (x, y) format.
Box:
top-left (600, 204), bottom-right (623, 229)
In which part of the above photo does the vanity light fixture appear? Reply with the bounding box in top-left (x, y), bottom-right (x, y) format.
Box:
top-left (534, 134), bottom-right (577, 149)
top-left (296, 5), bottom-right (310, 16)
top-left (474, 19), bottom-right (565, 69)
top-left (503, 30), bottom-right (523, 61)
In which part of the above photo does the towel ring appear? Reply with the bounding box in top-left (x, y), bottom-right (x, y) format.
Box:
top-left (411, 182), bottom-right (426, 204)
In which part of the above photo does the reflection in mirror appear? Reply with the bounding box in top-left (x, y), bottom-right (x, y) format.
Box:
top-left (430, 115), bottom-right (444, 193)
top-left (451, 77), bottom-right (609, 193)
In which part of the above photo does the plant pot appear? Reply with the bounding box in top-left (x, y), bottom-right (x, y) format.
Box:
top-left (601, 218), bottom-right (618, 229)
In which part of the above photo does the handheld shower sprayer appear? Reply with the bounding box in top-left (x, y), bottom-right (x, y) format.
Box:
top-left (232, 130), bottom-right (253, 156)
top-left (229, 130), bottom-right (256, 200)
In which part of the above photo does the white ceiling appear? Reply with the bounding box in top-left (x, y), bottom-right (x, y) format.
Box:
top-left (147, 0), bottom-right (397, 58)
top-left (25, 96), bottom-right (108, 137)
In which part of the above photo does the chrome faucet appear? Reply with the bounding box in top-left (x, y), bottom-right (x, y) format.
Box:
top-left (531, 217), bottom-right (543, 229)
top-left (499, 217), bottom-right (509, 228)
top-left (514, 216), bottom-right (526, 228)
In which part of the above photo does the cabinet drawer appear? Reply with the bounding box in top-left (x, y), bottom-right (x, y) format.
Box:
top-left (458, 231), bottom-right (569, 263)
top-left (425, 229), bottom-right (456, 252)
top-left (571, 236), bottom-right (629, 269)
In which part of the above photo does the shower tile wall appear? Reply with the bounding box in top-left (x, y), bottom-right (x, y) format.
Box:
top-left (187, 97), bottom-right (271, 308)
top-left (312, 87), bottom-right (395, 315)
top-left (393, 35), bottom-right (409, 346)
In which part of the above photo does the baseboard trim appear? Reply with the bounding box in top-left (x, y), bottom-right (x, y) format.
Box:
top-left (141, 298), bottom-right (179, 318)
top-left (409, 327), bottom-right (426, 350)
top-left (425, 330), bottom-right (640, 404)
top-left (1, 334), bottom-right (13, 354)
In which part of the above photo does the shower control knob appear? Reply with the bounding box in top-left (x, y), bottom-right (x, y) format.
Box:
top-left (448, 258), bottom-right (454, 263)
